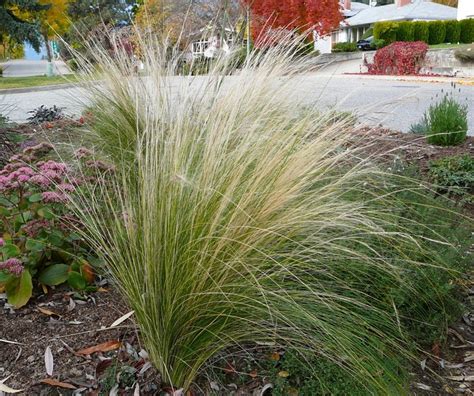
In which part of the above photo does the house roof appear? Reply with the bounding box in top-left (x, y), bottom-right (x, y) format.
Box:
top-left (346, 0), bottom-right (457, 27)
top-left (343, 1), bottom-right (369, 18)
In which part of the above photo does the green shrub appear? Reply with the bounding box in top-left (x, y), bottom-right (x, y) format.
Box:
top-left (444, 20), bottom-right (461, 44)
top-left (332, 42), bottom-right (358, 52)
top-left (397, 21), bottom-right (415, 42)
top-left (428, 21), bottom-right (447, 45)
top-left (374, 21), bottom-right (399, 45)
top-left (425, 94), bottom-right (468, 146)
top-left (454, 44), bottom-right (474, 62)
top-left (74, 38), bottom-right (470, 392)
top-left (374, 39), bottom-right (387, 49)
top-left (413, 21), bottom-right (430, 43)
top-left (429, 155), bottom-right (474, 200)
top-left (460, 18), bottom-right (474, 44)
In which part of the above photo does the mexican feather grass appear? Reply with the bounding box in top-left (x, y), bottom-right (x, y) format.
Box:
top-left (69, 37), bottom-right (466, 393)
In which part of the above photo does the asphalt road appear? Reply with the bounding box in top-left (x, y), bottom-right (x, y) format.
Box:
top-left (1, 72), bottom-right (473, 135)
top-left (0, 60), bottom-right (70, 77)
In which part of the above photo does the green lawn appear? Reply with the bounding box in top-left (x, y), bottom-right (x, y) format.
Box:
top-left (429, 43), bottom-right (470, 49)
top-left (0, 74), bottom-right (78, 90)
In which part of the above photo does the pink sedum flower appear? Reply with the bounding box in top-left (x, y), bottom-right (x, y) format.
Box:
top-left (42, 191), bottom-right (68, 204)
top-left (0, 238), bottom-right (4, 247)
top-left (39, 160), bottom-right (68, 174)
top-left (57, 183), bottom-right (75, 192)
top-left (29, 174), bottom-right (51, 188)
top-left (0, 258), bottom-right (24, 276)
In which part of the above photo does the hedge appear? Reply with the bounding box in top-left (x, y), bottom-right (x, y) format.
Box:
top-left (413, 21), bottom-right (429, 43)
top-left (332, 42), bottom-right (358, 53)
top-left (397, 21), bottom-right (415, 42)
top-left (374, 19), bottom-right (473, 46)
top-left (444, 20), bottom-right (461, 44)
top-left (428, 21), bottom-right (446, 45)
top-left (460, 18), bottom-right (474, 44)
top-left (373, 22), bottom-right (398, 45)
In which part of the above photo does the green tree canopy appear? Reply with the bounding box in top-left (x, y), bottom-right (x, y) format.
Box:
top-left (68, 0), bottom-right (135, 37)
top-left (0, 0), bottom-right (49, 51)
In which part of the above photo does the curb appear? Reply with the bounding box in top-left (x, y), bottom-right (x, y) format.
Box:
top-left (0, 83), bottom-right (79, 95)
top-left (341, 73), bottom-right (473, 84)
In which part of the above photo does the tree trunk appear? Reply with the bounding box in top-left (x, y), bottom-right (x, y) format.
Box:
top-left (43, 32), bottom-right (52, 62)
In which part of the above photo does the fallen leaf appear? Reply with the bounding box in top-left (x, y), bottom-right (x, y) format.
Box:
top-left (0, 377), bottom-right (23, 393)
top-left (97, 287), bottom-right (108, 292)
top-left (110, 311), bottom-right (134, 328)
top-left (45, 346), bottom-right (54, 376)
top-left (414, 383), bottom-right (432, 391)
top-left (40, 378), bottom-right (76, 389)
top-left (109, 384), bottom-right (119, 396)
top-left (278, 371), bottom-right (290, 378)
top-left (260, 383), bottom-right (273, 396)
top-left (0, 339), bottom-right (24, 345)
top-left (420, 359), bottom-right (427, 371)
top-left (209, 382), bottom-right (220, 391)
top-left (249, 370), bottom-right (258, 378)
top-left (464, 352), bottom-right (474, 363)
top-left (270, 352), bottom-right (280, 361)
top-left (446, 375), bottom-right (474, 382)
top-left (38, 307), bottom-right (61, 318)
top-left (41, 284), bottom-right (48, 294)
top-left (67, 298), bottom-right (76, 312)
top-left (77, 340), bottom-right (122, 355)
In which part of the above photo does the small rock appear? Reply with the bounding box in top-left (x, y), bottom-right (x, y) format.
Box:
top-left (27, 355), bottom-right (35, 363)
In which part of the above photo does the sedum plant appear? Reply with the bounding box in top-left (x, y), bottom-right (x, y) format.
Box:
top-left (0, 143), bottom-right (98, 307)
top-left (70, 36), bottom-right (469, 393)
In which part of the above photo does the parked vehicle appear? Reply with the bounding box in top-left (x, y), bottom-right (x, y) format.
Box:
top-left (357, 36), bottom-right (375, 51)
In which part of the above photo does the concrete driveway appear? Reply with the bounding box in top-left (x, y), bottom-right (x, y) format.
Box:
top-left (1, 60), bottom-right (70, 77)
top-left (1, 68), bottom-right (473, 135)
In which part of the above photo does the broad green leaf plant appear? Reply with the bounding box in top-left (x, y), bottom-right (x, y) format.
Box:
top-left (0, 143), bottom-right (96, 307)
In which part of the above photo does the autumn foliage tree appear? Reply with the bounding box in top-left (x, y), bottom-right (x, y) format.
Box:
top-left (241, 0), bottom-right (342, 46)
top-left (38, 0), bottom-right (70, 62)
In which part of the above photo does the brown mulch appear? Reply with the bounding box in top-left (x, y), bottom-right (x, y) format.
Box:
top-left (0, 287), bottom-right (161, 395)
top-left (351, 126), bottom-right (474, 172)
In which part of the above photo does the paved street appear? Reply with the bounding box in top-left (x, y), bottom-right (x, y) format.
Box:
top-left (0, 60), bottom-right (70, 77)
top-left (1, 70), bottom-right (473, 135)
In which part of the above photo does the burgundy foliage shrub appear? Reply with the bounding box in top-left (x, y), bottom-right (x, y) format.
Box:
top-left (365, 41), bottom-right (429, 76)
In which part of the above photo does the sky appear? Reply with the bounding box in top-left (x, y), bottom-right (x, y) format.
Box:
top-left (24, 43), bottom-right (46, 60)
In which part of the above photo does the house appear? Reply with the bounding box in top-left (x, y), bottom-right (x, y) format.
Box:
top-left (315, 0), bottom-right (458, 54)
top-left (458, 0), bottom-right (474, 20)
top-left (187, 24), bottom-right (238, 60)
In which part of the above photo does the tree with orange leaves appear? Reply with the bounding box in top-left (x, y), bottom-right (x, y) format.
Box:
top-left (241, 0), bottom-right (342, 45)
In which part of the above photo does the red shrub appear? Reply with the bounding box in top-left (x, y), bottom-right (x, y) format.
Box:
top-left (365, 41), bottom-right (429, 75)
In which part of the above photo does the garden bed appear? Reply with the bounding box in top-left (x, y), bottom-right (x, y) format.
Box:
top-left (0, 121), bottom-right (472, 395)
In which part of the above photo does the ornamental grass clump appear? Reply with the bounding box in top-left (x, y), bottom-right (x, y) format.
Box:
top-left (70, 36), bottom-right (467, 393)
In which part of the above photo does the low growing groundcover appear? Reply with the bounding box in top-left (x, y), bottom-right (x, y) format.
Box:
top-left (0, 119), bottom-right (472, 395)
